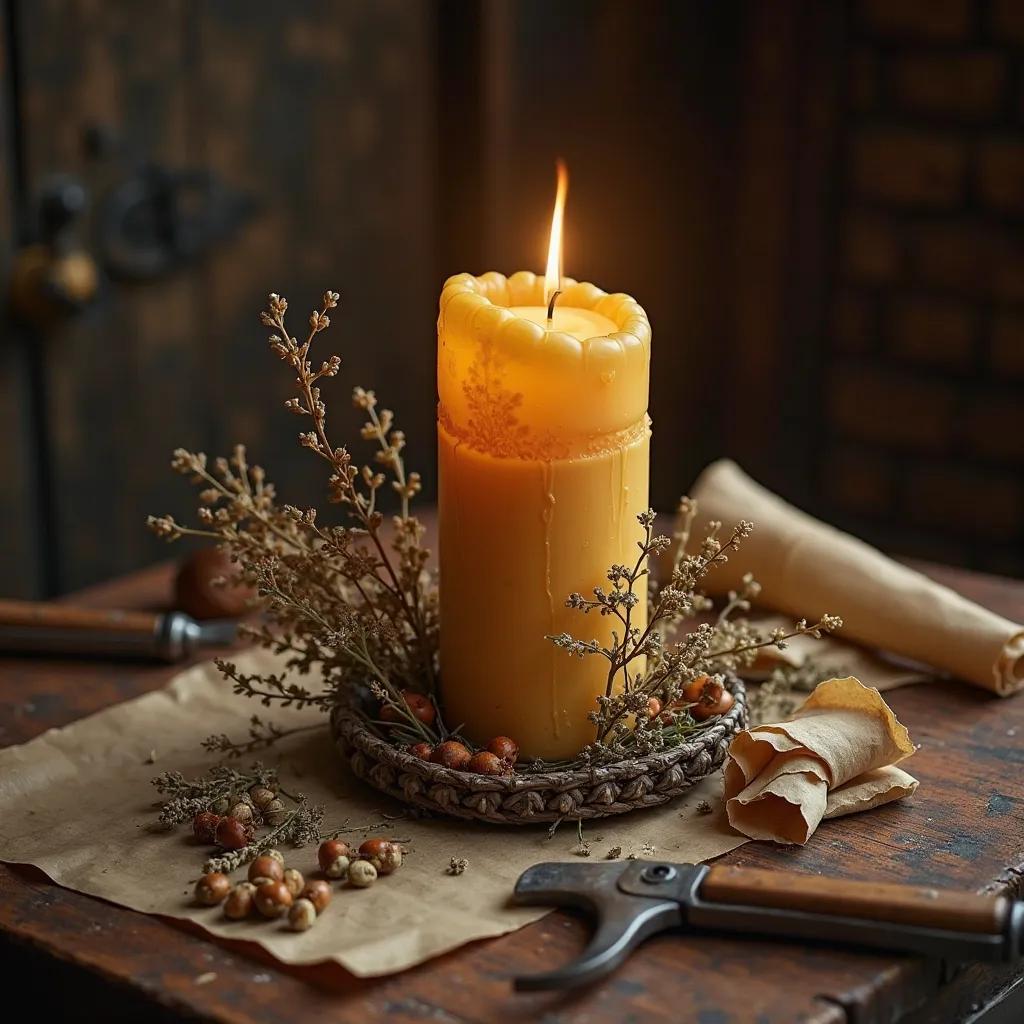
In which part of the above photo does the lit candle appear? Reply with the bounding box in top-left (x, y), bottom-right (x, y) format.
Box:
top-left (437, 163), bottom-right (652, 760)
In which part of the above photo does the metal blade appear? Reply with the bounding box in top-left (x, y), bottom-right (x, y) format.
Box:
top-left (511, 861), bottom-right (688, 991)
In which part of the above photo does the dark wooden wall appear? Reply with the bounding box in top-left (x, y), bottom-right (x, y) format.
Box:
top-left (439, 0), bottom-right (844, 516)
top-left (0, 0), bottom-right (1017, 597)
top-left (2, 0), bottom-right (436, 596)
top-left (0, 4), bottom-right (41, 598)
top-left (447, 0), bottom-right (751, 515)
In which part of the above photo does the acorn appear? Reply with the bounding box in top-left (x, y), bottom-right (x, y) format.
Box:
top-left (408, 742), bottom-right (433, 761)
top-left (288, 898), bottom-right (317, 932)
top-left (223, 881), bottom-right (257, 920)
top-left (229, 801), bottom-right (255, 826)
top-left (348, 860), bottom-right (377, 888)
top-left (249, 786), bottom-right (277, 811)
top-left (300, 879), bottom-right (332, 914)
top-left (247, 855), bottom-right (284, 886)
top-left (430, 740), bottom-right (472, 770)
top-left (318, 839), bottom-right (351, 878)
top-left (195, 872), bottom-right (231, 906)
top-left (209, 797), bottom-right (231, 816)
top-left (254, 880), bottom-right (293, 918)
top-left (283, 868), bottom-right (305, 897)
top-left (466, 751), bottom-right (509, 776)
top-left (192, 811), bottom-right (221, 844)
top-left (262, 798), bottom-right (288, 826)
top-left (359, 838), bottom-right (403, 875)
top-left (487, 736), bottom-right (519, 762)
top-left (215, 816), bottom-right (254, 851)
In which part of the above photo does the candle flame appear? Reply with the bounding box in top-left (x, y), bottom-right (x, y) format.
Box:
top-left (544, 159), bottom-right (569, 304)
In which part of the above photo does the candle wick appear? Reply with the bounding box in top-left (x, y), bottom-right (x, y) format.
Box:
top-left (546, 289), bottom-right (561, 326)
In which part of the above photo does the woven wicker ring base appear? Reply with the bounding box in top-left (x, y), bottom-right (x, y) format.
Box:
top-left (329, 677), bottom-right (747, 824)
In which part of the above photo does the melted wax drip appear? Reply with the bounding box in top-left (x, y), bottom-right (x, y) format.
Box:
top-left (541, 461), bottom-right (559, 738)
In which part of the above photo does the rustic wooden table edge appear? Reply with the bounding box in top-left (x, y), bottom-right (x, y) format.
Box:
top-left (0, 558), bottom-right (1023, 1024)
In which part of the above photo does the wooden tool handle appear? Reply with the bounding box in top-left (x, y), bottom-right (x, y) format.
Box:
top-left (701, 865), bottom-right (1009, 934)
top-left (0, 598), bottom-right (159, 635)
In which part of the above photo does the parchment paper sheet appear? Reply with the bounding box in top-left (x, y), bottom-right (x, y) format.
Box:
top-left (691, 460), bottom-right (1024, 696)
top-left (724, 677), bottom-right (918, 845)
top-left (0, 651), bottom-right (745, 977)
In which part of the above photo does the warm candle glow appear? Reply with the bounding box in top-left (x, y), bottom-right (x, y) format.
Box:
top-left (544, 159), bottom-right (568, 304)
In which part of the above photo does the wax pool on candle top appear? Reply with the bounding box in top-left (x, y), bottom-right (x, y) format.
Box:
top-left (508, 306), bottom-right (618, 342)
top-left (437, 270), bottom-right (652, 760)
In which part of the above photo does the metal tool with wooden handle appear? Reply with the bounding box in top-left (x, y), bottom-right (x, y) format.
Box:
top-left (512, 861), bottom-right (1024, 991)
top-left (0, 598), bottom-right (239, 661)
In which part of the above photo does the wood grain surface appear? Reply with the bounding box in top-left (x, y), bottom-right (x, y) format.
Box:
top-left (701, 865), bottom-right (1010, 935)
top-left (0, 551), bottom-right (1022, 1022)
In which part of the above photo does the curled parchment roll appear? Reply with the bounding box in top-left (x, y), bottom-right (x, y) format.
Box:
top-left (724, 677), bottom-right (918, 845)
top-left (690, 460), bottom-right (1024, 696)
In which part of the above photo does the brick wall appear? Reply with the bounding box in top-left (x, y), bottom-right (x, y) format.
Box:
top-left (823, 0), bottom-right (1024, 575)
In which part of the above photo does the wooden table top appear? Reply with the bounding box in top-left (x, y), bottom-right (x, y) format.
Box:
top-left (1, 558), bottom-right (1023, 1023)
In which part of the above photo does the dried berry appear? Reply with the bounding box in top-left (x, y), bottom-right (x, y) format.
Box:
top-left (229, 801), bottom-right (255, 825)
top-left (223, 881), bottom-right (257, 920)
top-left (288, 898), bottom-right (317, 932)
top-left (430, 740), bottom-right (472, 770)
top-left (487, 736), bottom-right (519, 762)
top-left (466, 751), bottom-right (509, 776)
top-left (646, 697), bottom-right (663, 718)
top-left (408, 742), bottom-right (433, 761)
top-left (263, 798), bottom-right (287, 826)
top-left (215, 816), bottom-right (254, 851)
top-left (249, 786), bottom-right (277, 810)
top-left (318, 839), bottom-right (351, 875)
top-left (348, 860), bottom-right (377, 888)
top-left (359, 838), bottom-right (403, 874)
top-left (194, 872), bottom-right (231, 906)
top-left (248, 855), bottom-right (284, 886)
top-left (682, 675), bottom-right (716, 704)
top-left (692, 688), bottom-right (734, 721)
top-left (254, 880), bottom-right (293, 918)
top-left (380, 692), bottom-right (436, 726)
top-left (283, 868), bottom-right (305, 897)
top-left (192, 812), bottom-right (221, 844)
top-left (300, 879), bottom-right (332, 914)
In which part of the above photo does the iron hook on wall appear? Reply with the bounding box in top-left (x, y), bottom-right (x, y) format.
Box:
top-left (97, 164), bottom-right (258, 281)
top-left (84, 121), bottom-right (259, 282)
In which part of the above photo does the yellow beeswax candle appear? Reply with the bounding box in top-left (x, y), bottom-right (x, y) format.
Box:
top-left (437, 270), bottom-right (652, 759)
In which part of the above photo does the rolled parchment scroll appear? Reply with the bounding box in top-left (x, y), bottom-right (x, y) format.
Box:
top-left (690, 460), bottom-right (1024, 696)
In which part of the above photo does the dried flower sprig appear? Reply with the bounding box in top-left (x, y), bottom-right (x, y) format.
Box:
top-left (151, 762), bottom-right (282, 829)
top-left (201, 715), bottom-right (323, 760)
top-left (550, 500), bottom-right (842, 763)
top-left (202, 800), bottom-right (325, 875)
top-left (151, 761), bottom-right (324, 873)
top-left (148, 290), bottom-right (439, 736)
top-left (151, 290), bottom-right (841, 773)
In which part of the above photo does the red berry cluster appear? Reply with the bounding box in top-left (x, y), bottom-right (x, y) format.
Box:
top-left (408, 735), bottom-right (518, 776)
